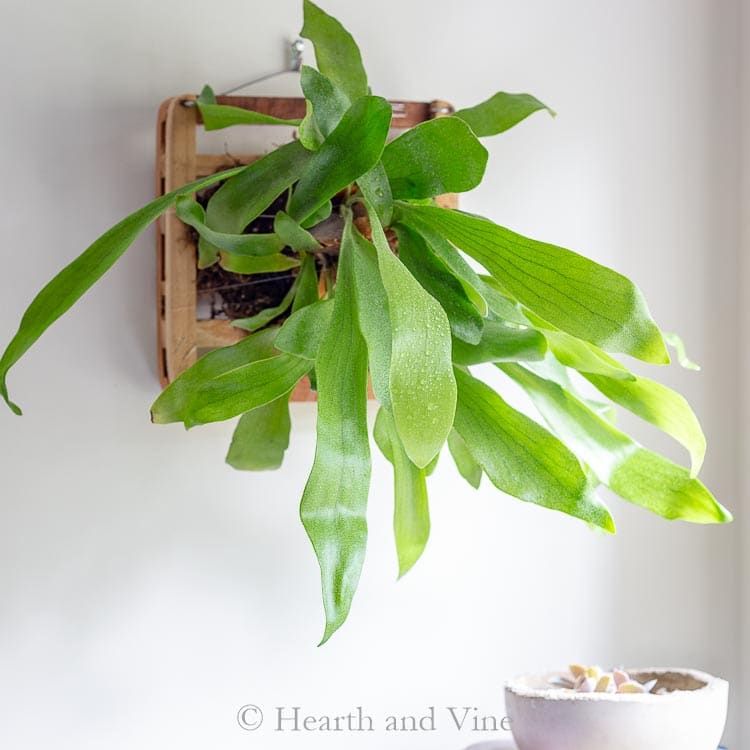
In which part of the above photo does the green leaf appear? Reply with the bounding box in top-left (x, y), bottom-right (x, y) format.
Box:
top-left (394, 217), bottom-right (488, 317)
top-left (288, 96), bottom-right (392, 224)
top-left (218, 252), bottom-right (299, 274)
top-left (394, 224), bottom-right (484, 345)
top-left (374, 407), bottom-right (430, 578)
top-left (150, 328), bottom-right (310, 429)
top-left (447, 429), bottom-right (482, 489)
top-left (350, 230), bottom-right (392, 408)
top-left (541, 328), bottom-right (635, 380)
top-left (226, 395), bottom-right (292, 471)
top-left (454, 92), bottom-right (555, 137)
top-left (176, 196), bottom-right (284, 260)
top-left (452, 319), bottom-right (547, 364)
top-left (584, 372), bottom-right (706, 476)
top-left (664, 331), bottom-right (701, 371)
top-left (453, 368), bottom-right (614, 531)
top-left (298, 99), bottom-right (324, 150)
top-left (206, 140), bottom-right (312, 233)
top-left (300, 65), bottom-right (350, 137)
top-left (381, 117), bottom-right (488, 199)
top-left (527, 354), bottom-right (618, 425)
top-left (180, 353), bottom-right (311, 428)
top-left (300, 211), bottom-right (370, 644)
top-left (476, 274), bottom-right (528, 324)
top-left (273, 211), bottom-right (321, 252)
top-left (197, 84), bottom-right (217, 104)
top-left (151, 327), bottom-right (279, 425)
top-left (300, 200), bottom-right (332, 229)
top-left (291, 252), bottom-right (321, 313)
top-left (196, 84), bottom-right (302, 130)
top-left (231, 274), bottom-right (300, 332)
top-left (197, 104), bottom-right (301, 131)
top-left (357, 162), bottom-right (393, 226)
top-left (366, 202), bottom-right (457, 468)
top-left (275, 298), bottom-right (333, 360)
top-left (399, 204), bottom-right (669, 364)
top-left (501, 363), bottom-right (730, 524)
top-left (0, 163), bottom-right (249, 414)
top-left (301, 0), bottom-right (368, 103)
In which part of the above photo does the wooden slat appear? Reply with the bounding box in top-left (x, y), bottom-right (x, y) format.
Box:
top-left (157, 95), bottom-right (198, 387)
top-left (195, 153), bottom-right (261, 177)
top-left (195, 319), bottom-right (245, 349)
top-left (435, 193), bottom-right (458, 210)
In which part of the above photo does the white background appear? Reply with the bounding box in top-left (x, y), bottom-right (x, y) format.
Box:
top-left (0, 0), bottom-right (745, 748)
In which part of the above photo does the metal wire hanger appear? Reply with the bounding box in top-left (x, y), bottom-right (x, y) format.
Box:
top-left (183, 39), bottom-right (305, 106)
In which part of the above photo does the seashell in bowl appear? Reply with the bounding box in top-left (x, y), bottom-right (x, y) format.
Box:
top-left (504, 667), bottom-right (728, 750)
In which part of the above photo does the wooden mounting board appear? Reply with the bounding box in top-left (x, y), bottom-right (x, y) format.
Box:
top-left (156, 94), bottom-right (457, 399)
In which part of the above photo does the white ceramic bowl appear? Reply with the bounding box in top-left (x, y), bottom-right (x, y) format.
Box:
top-left (505, 668), bottom-right (728, 750)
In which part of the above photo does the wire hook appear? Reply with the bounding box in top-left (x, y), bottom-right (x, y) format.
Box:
top-left (182, 38), bottom-right (304, 106)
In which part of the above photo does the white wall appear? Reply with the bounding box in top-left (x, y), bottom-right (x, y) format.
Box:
top-left (0, 1), bottom-right (743, 748)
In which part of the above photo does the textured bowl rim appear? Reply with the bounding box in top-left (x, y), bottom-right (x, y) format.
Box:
top-left (505, 667), bottom-right (727, 703)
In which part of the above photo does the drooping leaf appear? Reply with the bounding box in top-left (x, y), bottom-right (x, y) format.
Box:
top-left (350, 229), bottom-right (392, 408)
top-left (300, 65), bottom-right (350, 137)
top-left (374, 407), bottom-right (430, 578)
top-left (231, 274), bottom-right (300, 332)
top-left (300, 211), bottom-right (370, 644)
top-left (0, 163), bottom-right (249, 414)
top-left (501, 363), bottom-right (730, 524)
top-left (151, 327), bottom-right (310, 428)
top-left (218, 251), bottom-right (300, 274)
top-left (454, 92), bottom-right (555, 136)
top-left (275, 298), bottom-right (333, 360)
top-left (226, 396), bottom-right (292, 471)
top-left (366, 202), bottom-right (457, 467)
top-left (399, 204), bottom-right (669, 364)
top-left (542, 328), bottom-right (635, 380)
top-left (196, 84), bottom-right (302, 130)
top-left (179, 353), bottom-right (311, 428)
top-left (584, 372), bottom-right (706, 476)
top-left (301, 0), bottom-right (368, 103)
top-left (176, 196), bottom-right (284, 260)
top-left (476, 274), bottom-right (528, 325)
top-left (453, 368), bottom-right (614, 531)
top-left (664, 331), bottom-right (701, 371)
top-left (452, 319), bottom-right (547, 364)
top-left (527, 354), bottom-right (618, 425)
top-left (395, 217), bottom-right (488, 316)
top-left (395, 224), bottom-right (483, 345)
top-left (206, 140), bottom-right (312, 233)
top-left (197, 104), bottom-right (301, 130)
top-left (288, 96), bottom-right (392, 224)
top-left (357, 162), bottom-right (393, 226)
top-left (381, 117), bottom-right (488, 199)
top-left (447, 429), bottom-right (482, 489)
top-left (151, 327), bottom-right (279, 425)
top-left (274, 211), bottom-right (321, 252)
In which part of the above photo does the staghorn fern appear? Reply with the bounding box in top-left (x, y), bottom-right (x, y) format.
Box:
top-left (0, 1), bottom-right (731, 643)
